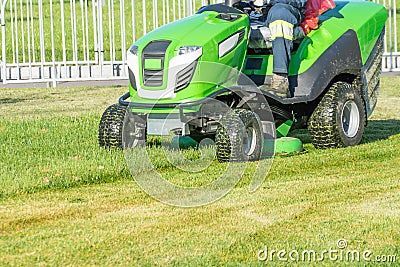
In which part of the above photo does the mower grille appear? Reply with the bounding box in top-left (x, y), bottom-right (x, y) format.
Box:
top-left (175, 60), bottom-right (197, 92)
top-left (142, 40), bottom-right (171, 87)
top-left (143, 68), bottom-right (164, 87)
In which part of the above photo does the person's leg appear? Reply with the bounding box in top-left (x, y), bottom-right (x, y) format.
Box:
top-left (267, 3), bottom-right (301, 96)
top-left (271, 37), bottom-right (292, 74)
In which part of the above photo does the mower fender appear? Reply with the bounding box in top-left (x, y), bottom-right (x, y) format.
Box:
top-left (291, 30), bottom-right (362, 100)
top-left (361, 30), bottom-right (384, 117)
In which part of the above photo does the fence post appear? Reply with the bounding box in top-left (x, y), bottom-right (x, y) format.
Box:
top-left (388, 0), bottom-right (393, 71)
top-left (1, 0), bottom-right (8, 84)
top-left (187, 0), bottom-right (192, 16)
top-left (96, 0), bottom-right (104, 76)
top-left (50, 0), bottom-right (57, 87)
top-left (142, 0), bottom-right (146, 35)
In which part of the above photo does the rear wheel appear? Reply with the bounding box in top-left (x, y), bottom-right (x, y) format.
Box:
top-left (215, 109), bottom-right (263, 162)
top-left (308, 82), bottom-right (366, 149)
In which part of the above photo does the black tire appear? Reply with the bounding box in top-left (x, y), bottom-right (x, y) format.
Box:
top-left (98, 104), bottom-right (146, 149)
top-left (215, 109), bottom-right (263, 162)
top-left (98, 104), bottom-right (127, 148)
top-left (308, 82), bottom-right (366, 149)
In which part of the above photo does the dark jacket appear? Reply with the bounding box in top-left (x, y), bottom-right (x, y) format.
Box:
top-left (269, 0), bottom-right (307, 23)
top-left (270, 0), bottom-right (307, 10)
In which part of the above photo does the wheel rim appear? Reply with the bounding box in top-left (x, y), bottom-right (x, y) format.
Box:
top-left (243, 126), bottom-right (257, 155)
top-left (341, 100), bottom-right (360, 138)
top-left (123, 117), bottom-right (140, 148)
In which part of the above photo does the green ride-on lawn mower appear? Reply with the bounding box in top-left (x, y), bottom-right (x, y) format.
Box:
top-left (98, 0), bottom-right (388, 162)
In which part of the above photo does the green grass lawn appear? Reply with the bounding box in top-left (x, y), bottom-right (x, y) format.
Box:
top-left (0, 77), bottom-right (399, 266)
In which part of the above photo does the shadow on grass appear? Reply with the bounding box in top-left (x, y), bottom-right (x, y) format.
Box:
top-left (289, 129), bottom-right (312, 144)
top-left (0, 171), bottom-right (133, 200)
top-left (127, 120), bottom-right (400, 149)
top-left (288, 119), bottom-right (400, 145)
top-left (0, 98), bottom-right (27, 104)
top-left (363, 119), bottom-right (400, 143)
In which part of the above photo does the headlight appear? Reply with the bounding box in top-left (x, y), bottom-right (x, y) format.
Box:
top-left (129, 45), bottom-right (139, 56)
top-left (178, 46), bottom-right (202, 55)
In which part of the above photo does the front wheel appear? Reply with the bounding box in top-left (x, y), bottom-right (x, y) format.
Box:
top-left (98, 104), bottom-right (146, 149)
top-left (98, 104), bottom-right (127, 148)
top-left (215, 109), bottom-right (263, 162)
top-left (308, 82), bottom-right (366, 149)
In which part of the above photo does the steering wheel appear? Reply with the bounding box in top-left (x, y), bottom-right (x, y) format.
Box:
top-left (234, 0), bottom-right (270, 14)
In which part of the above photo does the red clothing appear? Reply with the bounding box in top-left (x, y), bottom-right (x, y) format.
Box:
top-left (300, 0), bottom-right (336, 34)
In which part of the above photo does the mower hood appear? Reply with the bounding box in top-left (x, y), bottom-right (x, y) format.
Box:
top-left (127, 9), bottom-right (250, 100)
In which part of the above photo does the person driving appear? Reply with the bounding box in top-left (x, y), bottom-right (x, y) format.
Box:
top-left (252, 0), bottom-right (335, 97)
top-left (253, 0), bottom-right (306, 97)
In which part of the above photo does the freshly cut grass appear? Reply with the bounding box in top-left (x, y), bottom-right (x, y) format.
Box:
top-left (0, 77), bottom-right (399, 266)
top-left (0, 86), bottom-right (129, 198)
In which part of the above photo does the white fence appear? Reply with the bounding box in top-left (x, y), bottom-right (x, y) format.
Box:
top-left (0, 0), bottom-right (398, 87)
top-left (374, 0), bottom-right (400, 71)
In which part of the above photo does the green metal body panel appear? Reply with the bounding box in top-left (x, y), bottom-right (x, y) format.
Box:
top-left (242, 55), bottom-right (273, 76)
top-left (274, 137), bottom-right (304, 155)
top-left (130, 104), bottom-right (200, 114)
top-left (290, 1), bottom-right (387, 75)
top-left (276, 120), bottom-right (294, 138)
top-left (170, 135), bottom-right (303, 156)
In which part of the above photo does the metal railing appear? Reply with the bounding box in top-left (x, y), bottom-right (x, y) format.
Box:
top-left (374, 0), bottom-right (400, 71)
top-left (0, 0), bottom-right (219, 86)
top-left (0, 0), bottom-right (398, 87)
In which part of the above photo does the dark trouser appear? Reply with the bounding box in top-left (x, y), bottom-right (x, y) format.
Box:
top-left (266, 3), bottom-right (302, 74)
